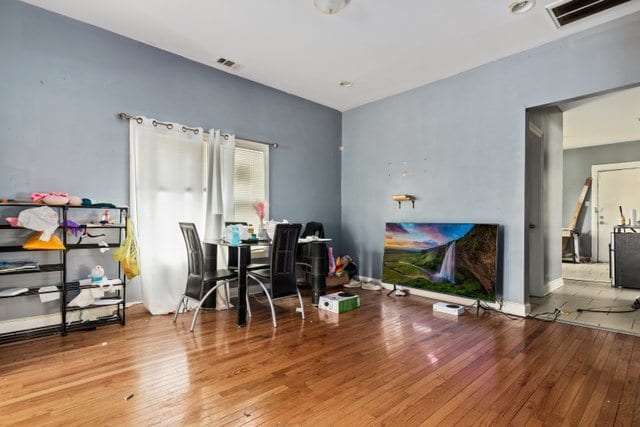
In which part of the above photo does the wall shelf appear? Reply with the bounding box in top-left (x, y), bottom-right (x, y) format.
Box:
top-left (391, 194), bottom-right (416, 208)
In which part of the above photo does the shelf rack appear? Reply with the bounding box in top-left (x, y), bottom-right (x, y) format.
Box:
top-left (0, 203), bottom-right (128, 343)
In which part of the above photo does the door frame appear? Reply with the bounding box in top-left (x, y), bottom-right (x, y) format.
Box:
top-left (524, 122), bottom-right (544, 298)
top-left (591, 160), bottom-right (640, 262)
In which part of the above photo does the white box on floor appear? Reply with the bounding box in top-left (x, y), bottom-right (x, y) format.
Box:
top-left (433, 301), bottom-right (464, 316)
top-left (318, 292), bottom-right (360, 314)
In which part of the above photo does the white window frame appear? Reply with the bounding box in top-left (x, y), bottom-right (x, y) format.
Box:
top-left (234, 138), bottom-right (269, 224)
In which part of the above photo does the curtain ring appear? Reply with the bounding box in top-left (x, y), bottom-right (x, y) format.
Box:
top-left (167, 123), bottom-right (173, 130)
top-left (152, 120), bottom-right (158, 127)
top-left (136, 117), bottom-right (143, 124)
top-left (181, 126), bottom-right (200, 135)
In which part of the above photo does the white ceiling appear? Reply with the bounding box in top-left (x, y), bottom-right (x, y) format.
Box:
top-left (20, 0), bottom-right (640, 112)
top-left (560, 85), bottom-right (640, 149)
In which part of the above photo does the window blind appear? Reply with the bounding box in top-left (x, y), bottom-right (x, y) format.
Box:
top-left (233, 146), bottom-right (265, 226)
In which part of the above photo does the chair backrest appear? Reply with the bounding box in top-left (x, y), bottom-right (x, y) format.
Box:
top-left (270, 223), bottom-right (302, 298)
top-left (179, 222), bottom-right (205, 300)
top-left (301, 221), bottom-right (325, 238)
top-left (298, 221), bottom-right (325, 264)
top-left (225, 222), bottom-right (250, 268)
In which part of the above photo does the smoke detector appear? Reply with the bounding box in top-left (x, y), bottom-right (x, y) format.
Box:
top-left (509, 0), bottom-right (536, 14)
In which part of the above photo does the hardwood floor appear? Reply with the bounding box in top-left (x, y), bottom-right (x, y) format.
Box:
top-left (1, 289), bottom-right (639, 425)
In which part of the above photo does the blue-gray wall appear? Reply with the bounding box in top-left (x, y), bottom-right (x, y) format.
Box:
top-left (0, 1), bottom-right (341, 320)
top-left (563, 139), bottom-right (640, 258)
top-left (342, 12), bottom-right (640, 305)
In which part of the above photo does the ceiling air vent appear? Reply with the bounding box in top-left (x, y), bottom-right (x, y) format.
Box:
top-left (216, 57), bottom-right (239, 69)
top-left (546, 0), bottom-right (631, 27)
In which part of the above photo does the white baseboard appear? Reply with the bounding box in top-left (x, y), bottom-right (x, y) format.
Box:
top-left (357, 275), bottom-right (529, 317)
top-left (0, 301), bottom-right (141, 334)
top-left (529, 277), bottom-right (564, 298)
top-left (547, 278), bottom-right (564, 293)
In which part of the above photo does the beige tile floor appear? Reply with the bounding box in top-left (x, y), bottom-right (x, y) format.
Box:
top-left (561, 262), bottom-right (610, 282)
top-left (530, 278), bottom-right (640, 336)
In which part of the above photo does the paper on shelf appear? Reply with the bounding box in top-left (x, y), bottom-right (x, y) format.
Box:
top-left (0, 287), bottom-right (29, 297)
top-left (39, 285), bottom-right (60, 303)
top-left (92, 298), bottom-right (122, 306)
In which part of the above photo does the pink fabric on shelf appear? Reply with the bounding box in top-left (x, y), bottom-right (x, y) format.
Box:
top-left (4, 217), bottom-right (18, 227)
top-left (30, 192), bottom-right (69, 205)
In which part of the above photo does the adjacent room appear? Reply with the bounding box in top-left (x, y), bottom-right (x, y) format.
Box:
top-left (528, 85), bottom-right (640, 334)
top-left (1, 0), bottom-right (640, 424)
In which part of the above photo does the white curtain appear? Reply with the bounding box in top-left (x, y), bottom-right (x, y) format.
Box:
top-left (204, 130), bottom-right (235, 268)
top-left (129, 118), bottom-right (206, 314)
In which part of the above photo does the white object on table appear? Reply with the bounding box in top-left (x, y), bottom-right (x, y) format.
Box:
top-left (298, 237), bottom-right (332, 243)
top-left (631, 208), bottom-right (637, 227)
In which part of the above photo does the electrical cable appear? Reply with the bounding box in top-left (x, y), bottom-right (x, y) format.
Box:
top-left (576, 307), bottom-right (638, 314)
top-left (470, 300), bottom-right (522, 320)
top-left (528, 308), bottom-right (562, 322)
top-left (576, 298), bottom-right (640, 314)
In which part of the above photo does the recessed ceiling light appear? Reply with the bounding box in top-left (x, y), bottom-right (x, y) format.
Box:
top-left (509, 0), bottom-right (535, 14)
top-left (339, 80), bottom-right (353, 87)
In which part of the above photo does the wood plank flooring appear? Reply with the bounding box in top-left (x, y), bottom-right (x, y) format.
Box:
top-left (1, 289), bottom-right (639, 426)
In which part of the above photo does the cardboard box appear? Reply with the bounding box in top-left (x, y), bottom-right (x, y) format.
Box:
top-left (304, 274), bottom-right (350, 288)
top-left (318, 292), bottom-right (360, 314)
top-left (326, 275), bottom-right (350, 287)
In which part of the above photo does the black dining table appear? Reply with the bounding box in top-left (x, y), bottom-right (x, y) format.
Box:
top-left (205, 239), bottom-right (328, 327)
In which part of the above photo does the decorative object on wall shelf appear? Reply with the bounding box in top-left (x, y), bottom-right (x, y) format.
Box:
top-left (392, 194), bottom-right (416, 208)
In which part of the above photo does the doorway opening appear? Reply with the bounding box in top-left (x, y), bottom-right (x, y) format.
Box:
top-left (525, 84), bottom-right (640, 335)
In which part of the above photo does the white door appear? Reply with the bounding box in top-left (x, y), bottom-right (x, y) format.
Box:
top-left (526, 123), bottom-right (545, 297)
top-left (592, 162), bottom-right (640, 262)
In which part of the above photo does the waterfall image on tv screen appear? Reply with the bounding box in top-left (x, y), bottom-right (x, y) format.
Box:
top-left (383, 223), bottom-right (498, 301)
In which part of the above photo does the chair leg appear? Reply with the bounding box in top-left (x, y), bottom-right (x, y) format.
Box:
top-left (190, 281), bottom-right (227, 332)
top-left (249, 275), bottom-right (277, 328)
top-left (246, 290), bottom-right (252, 318)
top-left (173, 296), bottom-right (186, 322)
top-left (296, 287), bottom-right (305, 319)
top-left (224, 282), bottom-right (231, 310)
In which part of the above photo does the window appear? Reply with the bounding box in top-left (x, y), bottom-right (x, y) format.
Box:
top-left (233, 139), bottom-right (269, 227)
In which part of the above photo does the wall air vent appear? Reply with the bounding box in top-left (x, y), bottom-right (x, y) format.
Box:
top-left (216, 57), bottom-right (239, 69)
top-left (546, 0), bottom-right (631, 27)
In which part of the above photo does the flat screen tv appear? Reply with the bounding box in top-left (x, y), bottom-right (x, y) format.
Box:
top-left (383, 223), bottom-right (499, 301)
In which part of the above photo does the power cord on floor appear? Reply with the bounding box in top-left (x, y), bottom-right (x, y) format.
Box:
top-left (528, 308), bottom-right (562, 322)
top-left (575, 297), bottom-right (640, 314)
top-left (463, 299), bottom-right (522, 321)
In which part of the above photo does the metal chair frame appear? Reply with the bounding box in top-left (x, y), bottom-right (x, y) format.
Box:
top-left (247, 223), bottom-right (305, 328)
top-left (173, 222), bottom-right (250, 332)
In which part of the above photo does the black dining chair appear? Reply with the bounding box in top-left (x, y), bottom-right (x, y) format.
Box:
top-left (296, 221), bottom-right (326, 285)
top-left (174, 222), bottom-right (248, 332)
top-left (247, 223), bottom-right (304, 328)
top-left (225, 221), bottom-right (269, 272)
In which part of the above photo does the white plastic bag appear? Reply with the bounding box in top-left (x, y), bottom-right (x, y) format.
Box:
top-left (266, 219), bottom-right (289, 240)
top-left (18, 206), bottom-right (59, 241)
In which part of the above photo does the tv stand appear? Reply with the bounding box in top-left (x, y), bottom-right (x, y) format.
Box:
top-left (386, 283), bottom-right (406, 297)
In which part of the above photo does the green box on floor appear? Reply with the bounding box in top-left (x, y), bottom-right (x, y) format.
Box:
top-left (318, 292), bottom-right (360, 314)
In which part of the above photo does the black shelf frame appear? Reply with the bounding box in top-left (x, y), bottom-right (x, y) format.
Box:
top-left (61, 206), bottom-right (128, 336)
top-left (0, 263), bottom-right (64, 275)
top-left (0, 203), bottom-right (129, 343)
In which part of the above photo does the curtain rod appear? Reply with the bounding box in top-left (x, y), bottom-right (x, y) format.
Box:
top-left (116, 112), bottom-right (278, 149)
